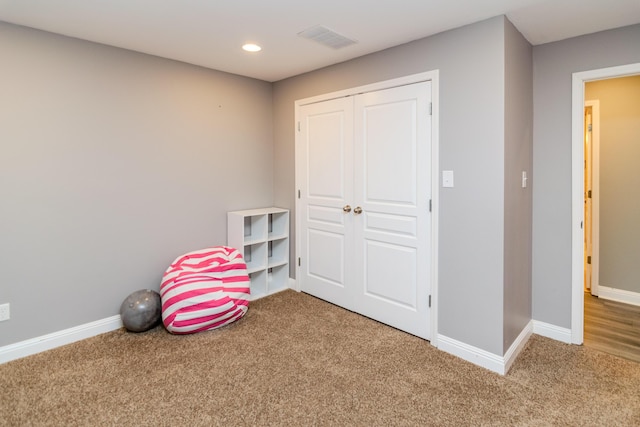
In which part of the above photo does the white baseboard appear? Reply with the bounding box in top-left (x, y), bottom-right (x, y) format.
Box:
top-left (504, 321), bottom-right (533, 374)
top-left (598, 286), bottom-right (640, 307)
top-left (532, 320), bottom-right (572, 344)
top-left (250, 278), bottom-right (297, 301)
top-left (437, 335), bottom-right (505, 374)
top-left (437, 322), bottom-right (532, 375)
top-left (0, 315), bottom-right (123, 365)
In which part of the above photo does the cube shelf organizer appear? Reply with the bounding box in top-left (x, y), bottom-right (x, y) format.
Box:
top-left (227, 207), bottom-right (290, 300)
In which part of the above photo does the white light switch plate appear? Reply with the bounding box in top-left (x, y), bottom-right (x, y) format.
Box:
top-left (0, 303), bottom-right (9, 322)
top-left (442, 170), bottom-right (454, 188)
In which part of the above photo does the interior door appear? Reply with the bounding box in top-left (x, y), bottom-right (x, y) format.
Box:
top-left (584, 106), bottom-right (593, 292)
top-left (353, 82), bottom-right (432, 339)
top-left (297, 81), bottom-right (432, 340)
top-left (298, 97), bottom-right (356, 310)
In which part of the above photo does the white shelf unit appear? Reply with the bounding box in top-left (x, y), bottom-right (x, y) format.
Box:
top-left (227, 207), bottom-right (290, 300)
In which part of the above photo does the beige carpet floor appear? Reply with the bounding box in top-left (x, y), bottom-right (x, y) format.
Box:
top-left (1, 290), bottom-right (639, 426)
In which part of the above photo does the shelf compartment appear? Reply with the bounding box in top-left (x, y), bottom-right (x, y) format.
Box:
top-left (267, 264), bottom-right (289, 294)
top-left (242, 215), bottom-right (267, 244)
top-left (268, 211), bottom-right (289, 240)
top-left (243, 242), bottom-right (267, 273)
top-left (267, 237), bottom-right (289, 268)
top-left (249, 270), bottom-right (267, 300)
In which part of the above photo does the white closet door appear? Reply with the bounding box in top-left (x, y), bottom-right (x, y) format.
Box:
top-left (353, 81), bottom-right (432, 339)
top-left (297, 81), bottom-right (432, 340)
top-left (298, 97), bottom-right (356, 310)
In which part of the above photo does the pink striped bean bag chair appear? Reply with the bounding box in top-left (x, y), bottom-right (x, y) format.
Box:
top-left (160, 246), bottom-right (250, 334)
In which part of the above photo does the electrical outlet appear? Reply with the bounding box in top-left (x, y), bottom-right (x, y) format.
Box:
top-left (0, 303), bottom-right (10, 322)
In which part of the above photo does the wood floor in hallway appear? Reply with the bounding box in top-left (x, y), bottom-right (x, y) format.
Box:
top-left (584, 293), bottom-right (640, 363)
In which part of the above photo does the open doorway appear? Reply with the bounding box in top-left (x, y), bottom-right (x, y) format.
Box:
top-left (571, 63), bottom-right (640, 345)
top-left (582, 77), bottom-right (640, 361)
top-left (584, 75), bottom-right (640, 304)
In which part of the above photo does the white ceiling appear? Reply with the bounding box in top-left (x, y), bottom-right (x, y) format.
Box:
top-left (1, 0), bottom-right (639, 82)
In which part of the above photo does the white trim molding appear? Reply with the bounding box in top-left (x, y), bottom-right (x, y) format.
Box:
top-left (438, 322), bottom-right (532, 376)
top-left (532, 320), bottom-right (572, 344)
top-left (598, 286), bottom-right (640, 307)
top-left (250, 285), bottom-right (293, 301)
top-left (0, 315), bottom-right (123, 365)
top-left (504, 322), bottom-right (533, 374)
top-left (429, 70), bottom-right (440, 348)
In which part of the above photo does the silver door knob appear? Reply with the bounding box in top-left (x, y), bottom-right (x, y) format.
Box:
top-left (343, 205), bottom-right (352, 213)
top-left (353, 206), bottom-right (363, 214)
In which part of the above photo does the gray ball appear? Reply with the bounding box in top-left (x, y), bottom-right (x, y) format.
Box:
top-left (120, 289), bottom-right (161, 332)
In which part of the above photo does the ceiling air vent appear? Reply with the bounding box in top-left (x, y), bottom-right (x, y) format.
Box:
top-left (298, 25), bottom-right (357, 49)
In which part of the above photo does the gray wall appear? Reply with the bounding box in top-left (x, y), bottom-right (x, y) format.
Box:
top-left (0, 22), bottom-right (274, 346)
top-left (585, 76), bottom-right (640, 294)
top-left (532, 24), bottom-right (640, 327)
top-left (274, 16), bottom-right (513, 355)
top-left (503, 20), bottom-right (533, 349)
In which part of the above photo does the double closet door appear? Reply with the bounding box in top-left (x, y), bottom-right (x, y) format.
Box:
top-left (296, 81), bottom-right (432, 340)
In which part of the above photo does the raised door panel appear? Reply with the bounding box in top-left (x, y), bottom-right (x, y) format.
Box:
top-left (298, 97), bottom-right (355, 309)
top-left (353, 81), bottom-right (432, 339)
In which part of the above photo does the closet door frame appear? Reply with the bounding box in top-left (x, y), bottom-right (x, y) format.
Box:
top-left (294, 70), bottom-right (440, 347)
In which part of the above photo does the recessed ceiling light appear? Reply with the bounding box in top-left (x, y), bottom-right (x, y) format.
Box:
top-left (242, 43), bottom-right (262, 52)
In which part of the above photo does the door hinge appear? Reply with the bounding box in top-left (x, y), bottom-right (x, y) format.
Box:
top-left (428, 295), bottom-right (431, 308)
top-left (297, 121), bottom-right (301, 132)
top-left (298, 189), bottom-right (301, 199)
top-left (428, 102), bottom-right (432, 116)
top-left (429, 199), bottom-right (432, 212)
top-left (298, 257), bottom-right (301, 267)
top-left (587, 256), bottom-right (592, 265)
top-left (588, 124), bottom-right (592, 132)
top-left (588, 190), bottom-right (592, 198)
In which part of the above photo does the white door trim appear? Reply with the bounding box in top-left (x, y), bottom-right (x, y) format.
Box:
top-left (571, 62), bottom-right (640, 344)
top-left (295, 70), bottom-right (440, 346)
